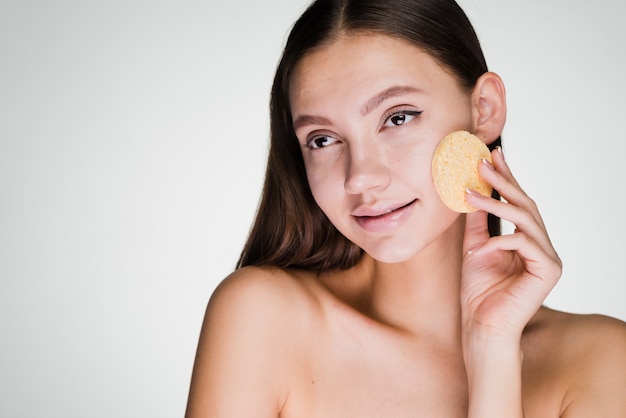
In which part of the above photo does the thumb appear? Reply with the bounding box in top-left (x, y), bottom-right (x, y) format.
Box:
top-left (463, 210), bottom-right (490, 254)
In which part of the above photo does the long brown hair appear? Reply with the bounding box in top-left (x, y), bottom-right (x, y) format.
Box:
top-left (237, 0), bottom-right (501, 271)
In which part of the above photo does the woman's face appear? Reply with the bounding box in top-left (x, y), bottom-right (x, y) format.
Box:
top-left (289, 34), bottom-right (476, 263)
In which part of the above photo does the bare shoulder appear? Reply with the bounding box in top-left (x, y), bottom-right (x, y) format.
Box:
top-left (208, 265), bottom-right (321, 316)
top-left (524, 306), bottom-right (626, 367)
top-left (206, 265), bottom-right (327, 336)
top-left (522, 306), bottom-right (626, 417)
top-left (185, 266), bottom-right (323, 418)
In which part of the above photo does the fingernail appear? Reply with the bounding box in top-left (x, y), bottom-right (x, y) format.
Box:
top-left (496, 146), bottom-right (505, 161)
top-left (481, 158), bottom-right (495, 171)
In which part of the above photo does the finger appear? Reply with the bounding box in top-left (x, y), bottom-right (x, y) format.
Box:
top-left (466, 189), bottom-right (558, 259)
top-left (468, 149), bottom-right (558, 258)
top-left (470, 232), bottom-right (562, 290)
top-left (463, 209), bottom-right (490, 254)
top-left (482, 150), bottom-right (547, 231)
top-left (471, 154), bottom-right (551, 249)
top-left (490, 147), bottom-right (520, 188)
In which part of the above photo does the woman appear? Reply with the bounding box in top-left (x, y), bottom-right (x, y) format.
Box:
top-left (186, 0), bottom-right (626, 416)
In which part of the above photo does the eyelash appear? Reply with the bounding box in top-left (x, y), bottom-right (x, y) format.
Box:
top-left (306, 134), bottom-right (336, 149)
top-left (304, 107), bottom-right (423, 149)
top-left (382, 108), bottom-right (423, 128)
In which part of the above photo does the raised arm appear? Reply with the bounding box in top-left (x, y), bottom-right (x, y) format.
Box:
top-left (461, 147), bottom-right (562, 417)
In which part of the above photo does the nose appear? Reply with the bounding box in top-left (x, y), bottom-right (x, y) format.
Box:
top-left (344, 142), bottom-right (391, 195)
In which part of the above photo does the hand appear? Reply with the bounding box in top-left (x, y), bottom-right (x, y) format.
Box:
top-left (461, 147), bottom-right (562, 341)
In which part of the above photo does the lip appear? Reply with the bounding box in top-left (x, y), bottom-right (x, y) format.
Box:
top-left (353, 199), bottom-right (417, 233)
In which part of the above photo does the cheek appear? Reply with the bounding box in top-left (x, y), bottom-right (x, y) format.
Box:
top-left (388, 138), bottom-right (438, 189)
top-left (304, 162), bottom-right (343, 213)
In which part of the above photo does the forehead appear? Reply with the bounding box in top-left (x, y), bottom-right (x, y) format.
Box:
top-left (289, 33), bottom-right (460, 112)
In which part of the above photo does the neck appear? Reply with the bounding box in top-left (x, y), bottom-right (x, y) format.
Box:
top-left (357, 217), bottom-right (466, 342)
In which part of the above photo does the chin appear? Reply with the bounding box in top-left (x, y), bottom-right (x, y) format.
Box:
top-left (363, 244), bottom-right (419, 265)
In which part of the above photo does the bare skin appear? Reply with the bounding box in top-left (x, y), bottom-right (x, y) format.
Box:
top-left (186, 34), bottom-right (626, 417)
top-left (187, 263), bottom-right (626, 417)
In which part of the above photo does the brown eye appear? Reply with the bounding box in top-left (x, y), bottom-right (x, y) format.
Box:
top-left (390, 114), bottom-right (408, 125)
top-left (307, 135), bottom-right (337, 149)
top-left (384, 110), bottom-right (423, 127)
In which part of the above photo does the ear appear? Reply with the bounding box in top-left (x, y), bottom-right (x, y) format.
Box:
top-left (471, 72), bottom-right (507, 145)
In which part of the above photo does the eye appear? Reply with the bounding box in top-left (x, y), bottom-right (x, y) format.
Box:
top-left (383, 110), bottom-right (423, 127)
top-left (307, 135), bottom-right (338, 149)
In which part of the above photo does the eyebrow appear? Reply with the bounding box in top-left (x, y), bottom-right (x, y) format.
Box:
top-left (360, 85), bottom-right (421, 115)
top-left (292, 85), bottom-right (421, 132)
top-left (293, 114), bottom-right (333, 132)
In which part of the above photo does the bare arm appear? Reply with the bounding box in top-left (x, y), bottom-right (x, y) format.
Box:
top-left (462, 148), bottom-right (562, 417)
top-left (185, 268), bottom-right (291, 417)
top-left (463, 148), bottom-right (626, 416)
top-left (463, 333), bottom-right (525, 418)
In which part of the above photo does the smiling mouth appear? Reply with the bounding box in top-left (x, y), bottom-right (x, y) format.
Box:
top-left (355, 199), bottom-right (418, 218)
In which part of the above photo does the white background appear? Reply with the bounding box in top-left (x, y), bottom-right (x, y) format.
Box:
top-left (1, 0), bottom-right (625, 416)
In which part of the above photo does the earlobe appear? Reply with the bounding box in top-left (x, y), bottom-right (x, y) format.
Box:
top-left (471, 72), bottom-right (507, 145)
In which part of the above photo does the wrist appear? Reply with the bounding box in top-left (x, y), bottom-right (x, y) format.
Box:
top-left (462, 326), bottom-right (523, 368)
top-left (462, 316), bottom-right (524, 346)
top-left (463, 336), bottom-right (524, 418)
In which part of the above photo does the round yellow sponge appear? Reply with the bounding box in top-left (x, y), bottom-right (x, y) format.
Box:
top-left (431, 130), bottom-right (492, 213)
